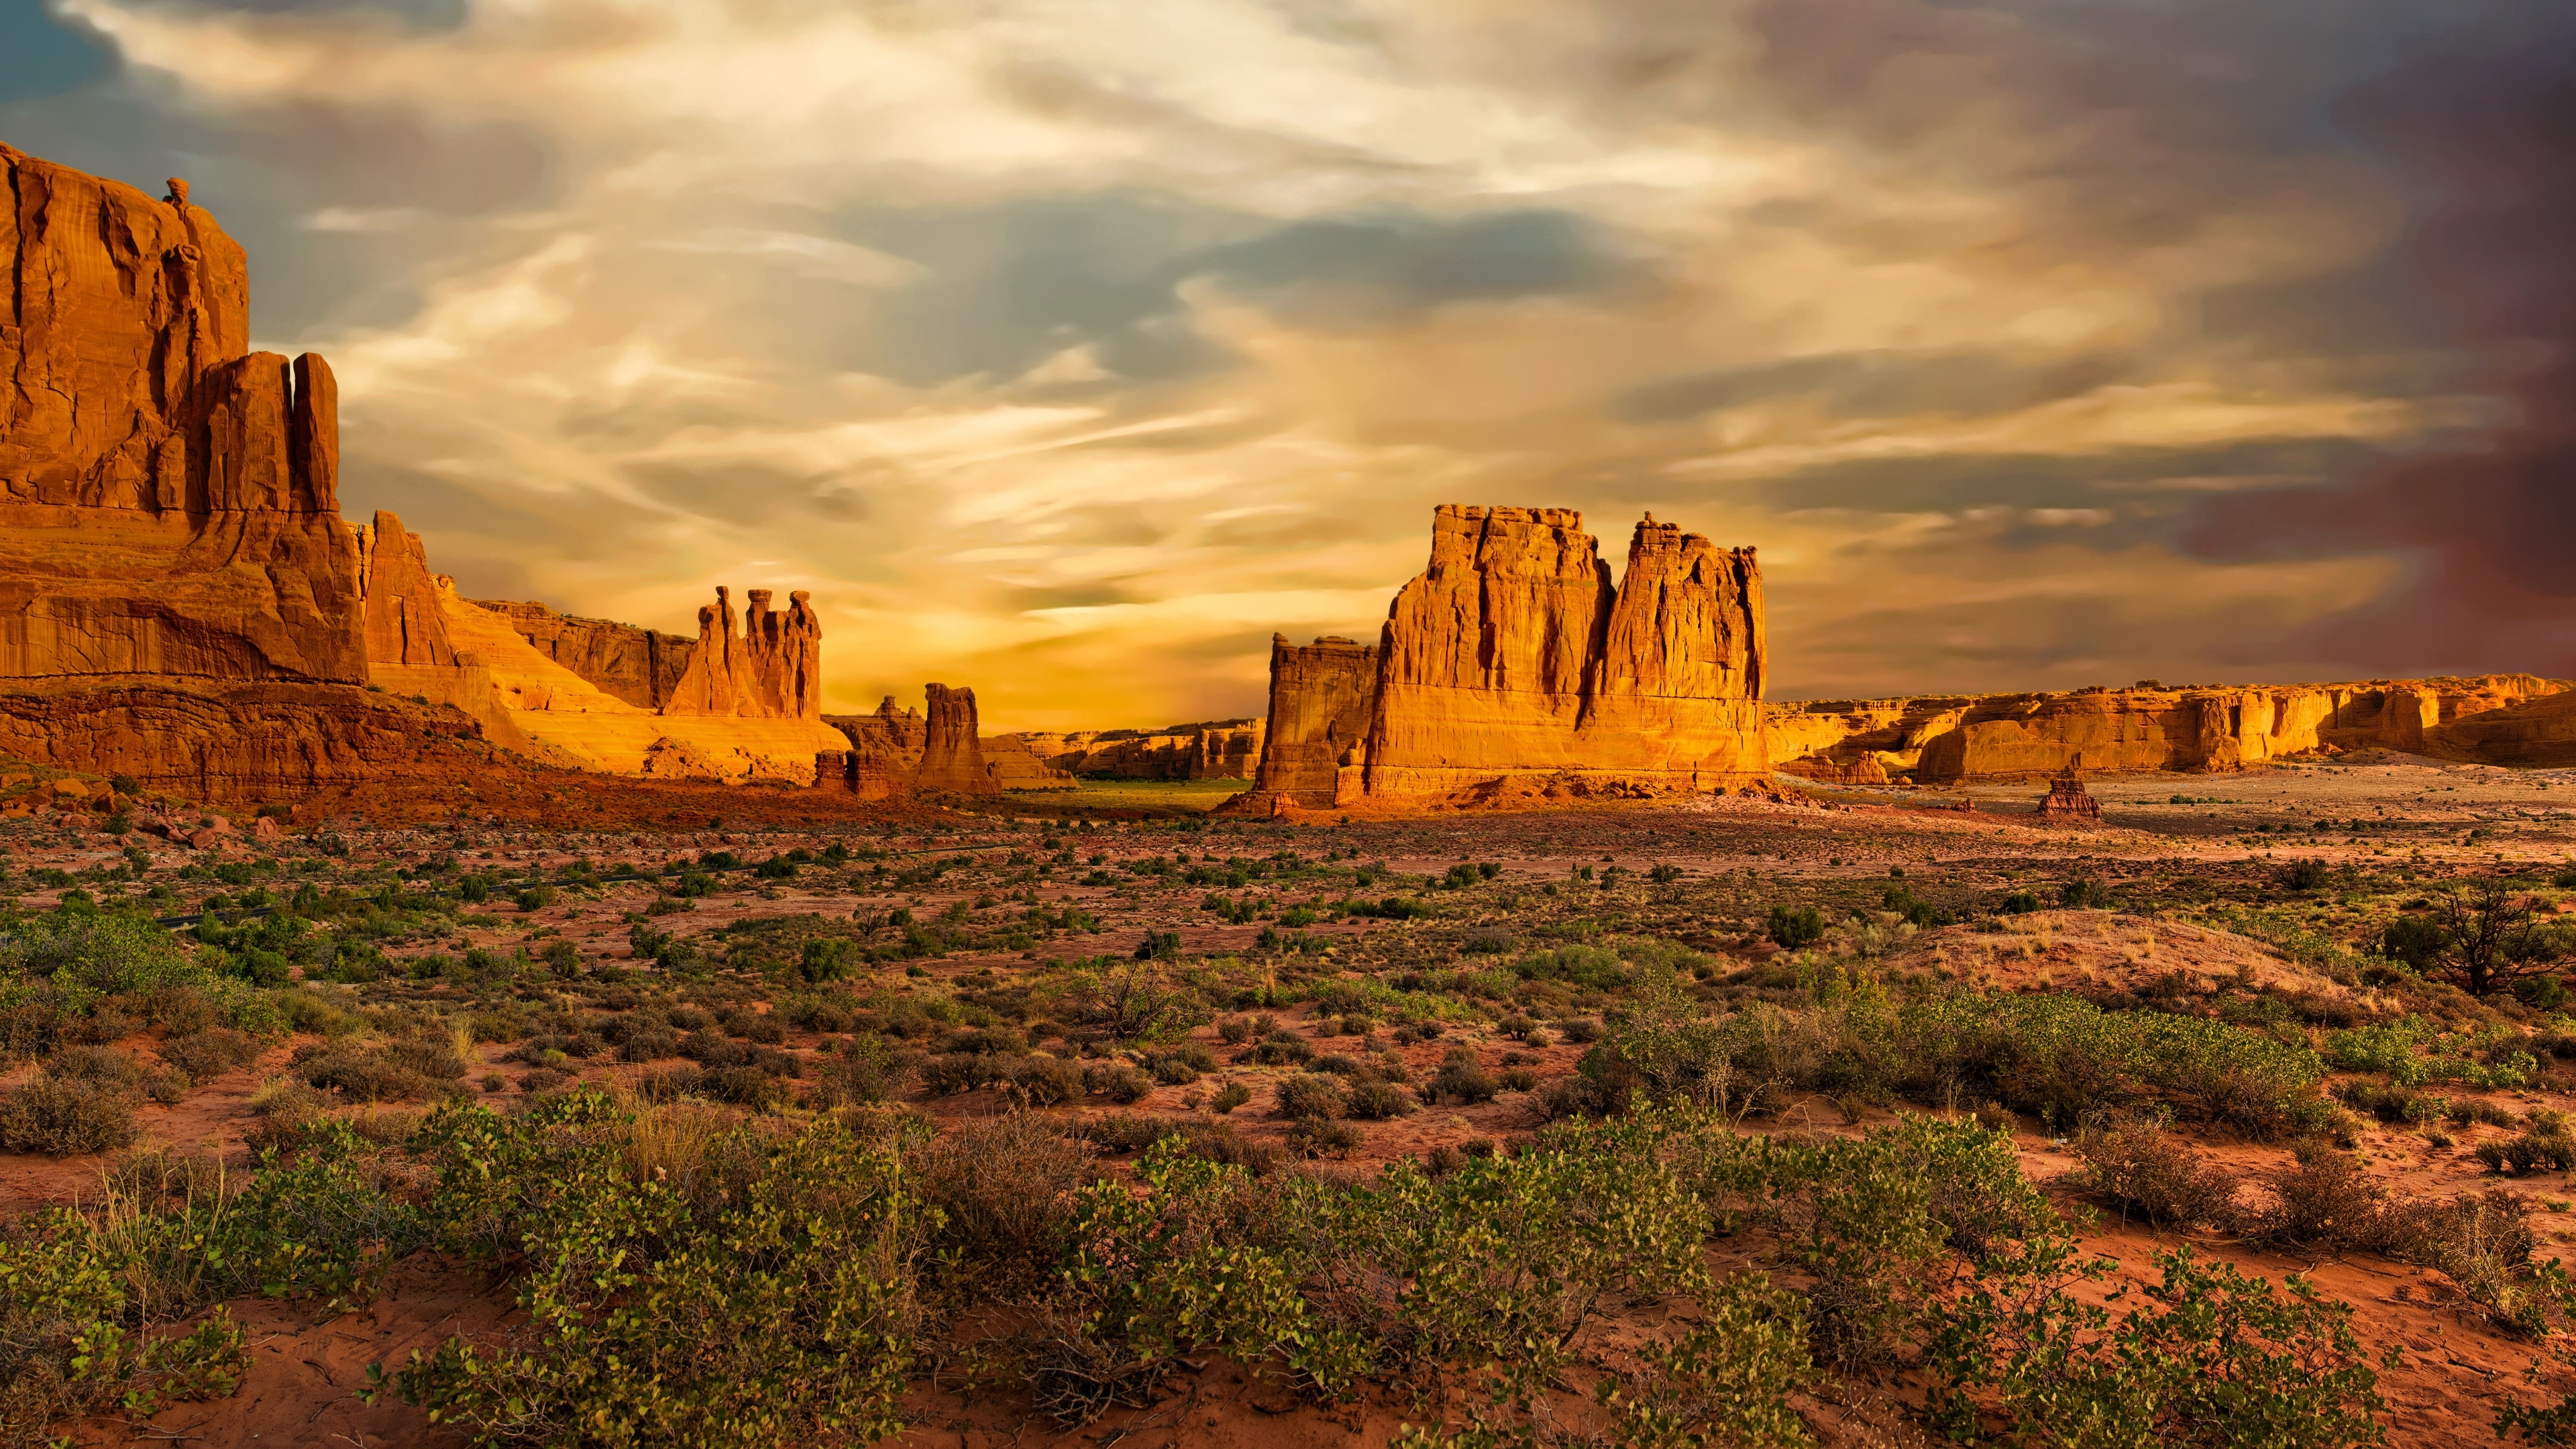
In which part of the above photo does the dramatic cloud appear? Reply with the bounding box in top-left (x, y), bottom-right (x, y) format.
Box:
top-left (3, 0), bottom-right (2564, 726)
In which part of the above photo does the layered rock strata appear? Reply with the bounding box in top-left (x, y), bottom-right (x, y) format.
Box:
top-left (1774, 674), bottom-right (2575, 782)
top-left (1226, 637), bottom-right (1379, 812)
top-left (0, 147), bottom-right (365, 686)
top-left (468, 598), bottom-right (689, 710)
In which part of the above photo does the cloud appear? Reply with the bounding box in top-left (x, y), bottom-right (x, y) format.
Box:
top-left (5, 0), bottom-right (2568, 727)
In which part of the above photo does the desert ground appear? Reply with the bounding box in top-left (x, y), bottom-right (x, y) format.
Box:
top-left (6, 753), bottom-right (2576, 1447)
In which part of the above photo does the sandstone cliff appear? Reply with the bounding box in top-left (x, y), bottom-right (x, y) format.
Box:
top-left (822, 698), bottom-right (927, 800)
top-left (665, 587), bottom-right (823, 720)
top-left (0, 148), bottom-right (365, 685)
top-left (1342, 506), bottom-right (1769, 805)
top-left (1230, 635), bottom-right (1379, 810)
top-left (1773, 674), bottom-right (2575, 782)
top-left (468, 598), bottom-right (689, 710)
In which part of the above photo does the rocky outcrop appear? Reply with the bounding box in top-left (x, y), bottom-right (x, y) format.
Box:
top-left (1224, 636), bottom-right (1379, 813)
top-left (2037, 764), bottom-right (2102, 824)
top-left (468, 598), bottom-right (689, 710)
top-left (915, 683), bottom-right (995, 794)
top-left (1020, 718), bottom-right (1266, 781)
top-left (1774, 674), bottom-right (2573, 782)
top-left (665, 587), bottom-right (824, 720)
top-left (822, 690), bottom-right (1033, 796)
top-left (1338, 506), bottom-right (1768, 805)
top-left (0, 678), bottom-right (504, 804)
top-left (0, 148), bottom-right (366, 686)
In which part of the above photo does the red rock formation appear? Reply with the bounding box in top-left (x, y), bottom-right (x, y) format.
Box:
top-left (357, 511), bottom-right (458, 670)
top-left (0, 679), bottom-right (506, 804)
top-left (1223, 636), bottom-right (1380, 813)
top-left (1351, 506), bottom-right (1769, 804)
top-left (2036, 763), bottom-right (2102, 824)
top-left (915, 683), bottom-right (996, 794)
top-left (824, 697), bottom-right (928, 799)
top-left (0, 148), bottom-right (365, 686)
top-left (1571, 515), bottom-right (1767, 790)
top-left (468, 598), bottom-right (689, 709)
top-left (664, 586), bottom-right (824, 720)
top-left (981, 733), bottom-right (1077, 789)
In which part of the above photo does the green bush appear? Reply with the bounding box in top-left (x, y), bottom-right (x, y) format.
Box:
top-left (1926, 1246), bottom-right (2389, 1446)
top-left (798, 937), bottom-right (857, 983)
top-left (1767, 905), bottom-right (1826, 950)
top-left (395, 1106), bottom-right (925, 1444)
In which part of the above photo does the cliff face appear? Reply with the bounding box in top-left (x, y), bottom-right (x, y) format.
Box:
top-left (1244, 636), bottom-right (1379, 803)
top-left (468, 598), bottom-right (688, 710)
top-left (1350, 506), bottom-right (1769, 803)
top-left (664, 586), bottom-right (824, 720)
top-left (0, 146), bottom-right (365, 686)
top-left (1774, 674), bottom-right (2575, 782)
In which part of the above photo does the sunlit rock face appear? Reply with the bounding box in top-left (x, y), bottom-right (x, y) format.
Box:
top-left (1229, 505), bottom-right (1770, 812)
top-left (0, 145), bottom-right (365, 686)
top-left (1774, 675), bottom-right (2575, 782)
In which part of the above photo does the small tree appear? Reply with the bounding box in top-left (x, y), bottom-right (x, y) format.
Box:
top-left (2403, 877), bottom-right (2573, 998)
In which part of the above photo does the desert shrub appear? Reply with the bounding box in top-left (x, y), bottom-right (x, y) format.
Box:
top-left (0, 1072), bottom-right (139, 1155)
top-left (1274, 1073), bottom-right (1348, 1122)
top-left (291, 1044), bottom-right (433, 1104)
top-left (1423, 1051), bottom-right (1499, 1107)
top-left (154, 1020), bottom-right (260, 1077)
top-left (513, 885), bottom-right (557, 912)
top-left (697, 1065), bottom-right (788, 1111)
top-left (1006, 1055), bottom-right (1085, 1108)
top-left (1288, 1118), bottom-right (1362, 1159)
top-left (616, 1030), bottom-right (682, 1063)
top-left (0, 1217), bottom-right (249, 1438)
top-left (909, 1114), bottom-right (1091, 1295)
top-left (397, 1106), bottom-right (924, 1444)
top-left (1210, 1081), bottom-right (1252, 1115)
top-left (2475, 1132), bottom-right (2576, 1175)
top-left (52, 1045), bottom-right (187, 1105)
top-left (920, 1051), bottom-right (1008, 1096)
top-left (1344, 1081), bottom-right (1415, 1122)
top-left (1926, 1246), bottom-right (2389, 1446)
top-left (1766, 905), bottom-right (1826, 950)
top-left (1084, 1065), bottom-right (1155, 1105)
top-left (2072, 1120), bottom-right (2241, 1229)
top-left (1556, 1017), bottom-right (1601, 1044)
top-left (2331, 1078), bottom-right (2446, 1125)
top-left (2058, 876), bottom-right (2112, 909)
top-left (2247, 1142), bottom-right (2393, 1252)
top-left (798, 938), bottom-right (857, 983)
top-left (1514, 945), bottom-right (1624, 989)
top-left (1216, 1016), bottom-right (1254, 1045)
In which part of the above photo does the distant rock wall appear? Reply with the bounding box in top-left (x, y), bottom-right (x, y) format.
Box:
top-left (469, 598), bottom-right (689, 710)
top-left (1018, 718), bottom-right (1266, 781)
top-left (1772, 674), bottom-right (2575, 782)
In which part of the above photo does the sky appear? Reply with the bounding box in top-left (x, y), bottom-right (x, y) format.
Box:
top-left (5, 0), bottom-right (2572, 729)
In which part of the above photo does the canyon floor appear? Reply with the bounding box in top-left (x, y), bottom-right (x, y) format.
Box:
top-left (6, 752), bottom-right (2576, 1447)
